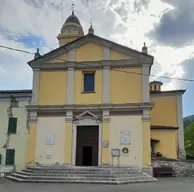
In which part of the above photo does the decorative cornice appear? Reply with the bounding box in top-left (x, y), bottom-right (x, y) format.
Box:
top-left (151, 125), bottom-right (179, 130)
top-left (26, 102), bottom-right (153, 113)
top-left (0, 90), bottom-right (32, 99)
top-left (30, 59), bottom-right (152, 71)
top-left (150, 90), bottom-right (186, 97)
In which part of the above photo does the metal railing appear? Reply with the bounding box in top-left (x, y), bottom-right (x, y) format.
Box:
top-left (25, 155), bottom-right (42, 167)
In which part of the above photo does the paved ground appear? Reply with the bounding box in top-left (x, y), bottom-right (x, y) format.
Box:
top-left (0, 177), bottom-right (194, 192)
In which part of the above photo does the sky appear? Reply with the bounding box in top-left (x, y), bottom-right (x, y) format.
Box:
top-left (0, 0), bottom-right (193, 117)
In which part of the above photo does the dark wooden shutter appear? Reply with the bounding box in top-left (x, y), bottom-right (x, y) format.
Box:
top-left (5, 149), bottom-right (15, 165)
top-left (0, 154), bottom-right (2, 165)
top-left (8, 118), bottom-right (17, 134)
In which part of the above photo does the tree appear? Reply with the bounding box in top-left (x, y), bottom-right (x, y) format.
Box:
top-left (184, 122), bottom-right (194, 157)
top-left (184, 115), bottom-right (194, 128)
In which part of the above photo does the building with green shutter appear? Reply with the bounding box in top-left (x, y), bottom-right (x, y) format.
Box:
top-left (0, 90), bottom-right (31, 174)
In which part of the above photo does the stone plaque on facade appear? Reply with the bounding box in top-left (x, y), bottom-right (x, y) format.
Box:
top-left (111, 149), bottom-right (120, 157)
top-left (45, 133), bottom-right (55, 145)
top-left (120, 131), bottom-right (130, 145)
top-left (46, 148), bottom-right (53, 159)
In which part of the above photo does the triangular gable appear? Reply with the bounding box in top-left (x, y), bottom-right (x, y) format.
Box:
top-left (76, 110), bottom-right (98, 121)
top-left (28, 34), bottom-right (153, 67)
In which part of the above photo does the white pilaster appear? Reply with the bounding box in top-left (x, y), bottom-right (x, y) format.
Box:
top-left (177, 95), bottom-right (186, 159)
top-left (31, 69), bottom-right (39, 105)
top-left (103, 47), bottom-right (110, 104)
top-left (142, 64), bottom-right (150, 102)
top-left (66, 49), bottom-right (75, 104)
top-left (30, 111), bottom-right (38, 122)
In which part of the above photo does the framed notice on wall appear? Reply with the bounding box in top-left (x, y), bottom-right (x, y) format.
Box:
top-left (120, 131), bottom-right (130, 145)
top-left (111, 149), bottom-right (120, 157)
top-left (45, 133), bottom-right (55, 145)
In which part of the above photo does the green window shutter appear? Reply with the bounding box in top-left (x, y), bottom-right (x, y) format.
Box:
top-left (5, 149), bottom-right (15, 165)
top-left (0, 154), bottom-right (2, 165)
top-left (8, 118), bottom-right (17, 134)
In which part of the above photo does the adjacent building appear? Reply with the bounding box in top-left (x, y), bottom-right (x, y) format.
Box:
top-left (150, 81), bottom-right (185, 159)
top-left (0, 90), bottom-right (31, 172)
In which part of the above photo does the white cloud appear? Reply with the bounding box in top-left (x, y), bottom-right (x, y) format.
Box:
top-left (0, 0), bottom-right (193, 91)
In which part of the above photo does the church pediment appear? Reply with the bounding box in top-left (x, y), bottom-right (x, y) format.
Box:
top-left (28, 34), bottom-right (153, 68)
top-left (74, 110), bottom-right (101, 125)
top-left (76, 110), bottom-right (98, 120)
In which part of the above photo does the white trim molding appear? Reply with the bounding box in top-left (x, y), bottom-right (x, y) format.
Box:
top-left (31, 69), bottom-right (39, 105)
top-left (103, 110), bottom-right (110, 123)
top-left (27, 102), bottom-right (154, 113)
top-left (72, 111), bottom-right (102, 166)
top-left (142, 64), bottom-right (150, 102)
top-left (177, 95), bottom-right (186, 159)
top-left (65, 111), bottom-right (73, 122)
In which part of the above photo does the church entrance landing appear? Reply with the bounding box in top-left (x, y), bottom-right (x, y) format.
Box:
top-left (76, 126), bottom-right (99, 166)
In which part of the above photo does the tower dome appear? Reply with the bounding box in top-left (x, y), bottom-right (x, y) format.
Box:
top-left (57, 10), bottom-right (84, 47)
top-left (65, 11), bottom-right (80, 25)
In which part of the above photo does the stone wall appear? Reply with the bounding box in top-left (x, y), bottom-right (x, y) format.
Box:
top-left (152, 157), bottom-right (194, 177)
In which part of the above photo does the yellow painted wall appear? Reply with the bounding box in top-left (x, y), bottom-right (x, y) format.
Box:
top-left (38, 71), bottom-right (67, 105)
top-left (110, 49), bottom-right (132, 60)
top-left (110, 115), bottom-right (143, 167)
top-left (142, 121), bottom-right (151, 166)
top-left (151, 129), bottom-right (178, 159)
top-left (102, 122), bottom-right (110, 165)
top-left (75, 43), bottom-right (104, 62)
top-left (151, 96), bottom-right (178, 127)
top-left (64, 122), bottom-right (72, 164)
top-left (35, 117), bottom-right (65, 164)
top-left (74, 70), bottom-right (103, 104)
top-left (110, 68), bottom-right (142, 104)
top-left (0, 101), bottom-right (29, 171)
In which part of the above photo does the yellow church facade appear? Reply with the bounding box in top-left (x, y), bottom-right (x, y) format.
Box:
top-left (3, 11), bottom-right (184, 174)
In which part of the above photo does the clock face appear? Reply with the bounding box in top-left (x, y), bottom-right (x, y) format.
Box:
top-left (103, 140), bottom-right (109, 148)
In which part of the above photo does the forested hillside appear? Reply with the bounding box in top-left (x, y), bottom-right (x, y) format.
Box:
top-left (184, 115), bottom-right (194, 158)
top-left (184, 115), bottom-right (194, 128)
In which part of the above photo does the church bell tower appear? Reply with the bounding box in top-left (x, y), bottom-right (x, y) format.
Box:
top-left (57, 4), bottom-right (84, 47)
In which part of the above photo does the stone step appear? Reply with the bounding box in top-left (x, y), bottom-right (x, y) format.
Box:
top-left (6, 175), bottom-right (156, 184)
top-left (27, 165), bottom-right (138, 169)
top-left (26, 166), bottom-right (141, 172)
top-left (22, 170), bottom-right (142, 175)
top-left (17, 171), bottom-right (142, 177)
top-left (13, 173), bottom-right (148, 181)
top-left (24, 168), bottom-right (141, 173)
top-left (6, 166), bottom-right (157, 184)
